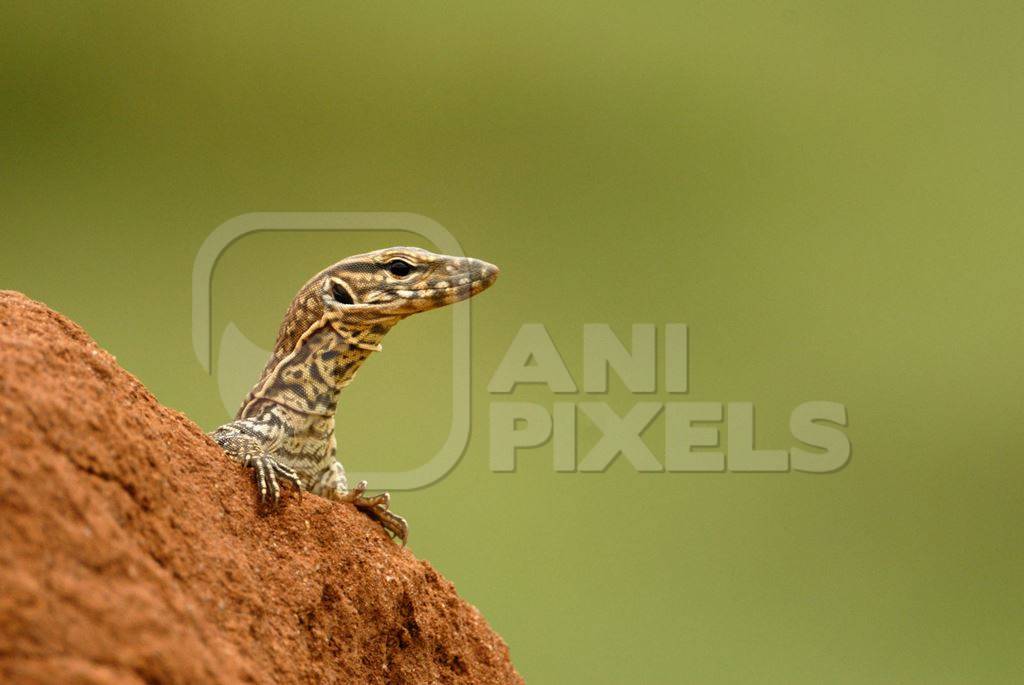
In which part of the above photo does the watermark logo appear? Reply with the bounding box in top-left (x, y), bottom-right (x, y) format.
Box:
top-left (192, 212), bottom-right (471, 490)
top-left (486, 324), bottom-right (851, 473)
top-left (195, 215), bottom-right (849, 490)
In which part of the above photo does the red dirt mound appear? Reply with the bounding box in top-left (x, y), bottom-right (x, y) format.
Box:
top-left (0, 291), bottom-right (523, 685)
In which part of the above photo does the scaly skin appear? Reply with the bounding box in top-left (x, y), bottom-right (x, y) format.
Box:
top-left (210, 247), bottom-right (499, 544)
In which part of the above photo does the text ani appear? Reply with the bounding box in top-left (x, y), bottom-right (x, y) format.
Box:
top-left (487, 324), bottom-right (850, 473)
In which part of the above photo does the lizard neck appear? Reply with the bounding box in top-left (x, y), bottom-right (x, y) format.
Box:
top-left (242, 317), bottom-right (395, 419)
top-left (315, 322), bottom-right (391, 414)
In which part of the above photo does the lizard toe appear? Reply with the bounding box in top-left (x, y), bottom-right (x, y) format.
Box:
top-left (271, 460), bottom-right (304, 496)
top-left (248, 454), bottom-right (303, 506)
top-left (359, 504), bottom-right (408, 545)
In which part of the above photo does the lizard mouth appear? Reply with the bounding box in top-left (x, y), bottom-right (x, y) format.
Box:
top-left (326, 259), bottom-right (499, 316)
top-left (461, 259), bottom-right (500, 294)
top-left (384, 259), bottom-right (498, 306)
top-left (434, 262), bottom-right (499, 302)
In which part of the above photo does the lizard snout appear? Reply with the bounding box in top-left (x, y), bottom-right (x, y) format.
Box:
top-left (402, 256), bottom-right (499, 312)
top-left (469, 258), bottom-right (500, 289)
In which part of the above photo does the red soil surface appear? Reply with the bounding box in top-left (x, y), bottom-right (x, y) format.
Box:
top-left (0, 291), bottom-right (522, 685)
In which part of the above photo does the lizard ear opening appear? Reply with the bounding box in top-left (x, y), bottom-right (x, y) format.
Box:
top-left (330, 279), bottom-right (356, 306)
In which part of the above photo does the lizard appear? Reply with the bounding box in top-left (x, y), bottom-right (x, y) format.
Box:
top-left (210, 246), bottom-right (499, 544)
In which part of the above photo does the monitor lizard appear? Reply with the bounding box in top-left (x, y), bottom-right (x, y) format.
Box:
top-left (210, 246), bottom-right (499, 544)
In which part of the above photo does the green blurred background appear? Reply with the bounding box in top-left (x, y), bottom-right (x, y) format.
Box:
top-left (3, 2), bottom-right (1023, 682)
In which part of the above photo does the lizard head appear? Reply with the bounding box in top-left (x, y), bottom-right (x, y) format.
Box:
top-left (268, 247), bottom-right (498, 364)
top-left (319, 246), bottom-right (499, 329)
top-left (251, 247), bottom-right (498, 412)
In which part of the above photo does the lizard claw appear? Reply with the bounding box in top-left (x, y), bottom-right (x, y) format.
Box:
top-left (363, 506), bottom-right (408, 546)
top-left (339, 482), bottom-right (408, 544)
top-left (245, 453), bottom-right (303, 505)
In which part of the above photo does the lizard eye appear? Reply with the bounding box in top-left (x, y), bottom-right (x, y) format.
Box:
top-left (331, 281), bottom-right (354, 305)
top-left (386, 260), bottom-right (413, 277)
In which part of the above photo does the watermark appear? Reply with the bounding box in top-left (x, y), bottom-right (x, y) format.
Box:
top-left (192, 212), bottom-right (471, 490)
top-left (195, 216), bottom-right (849, 489)
top-left (486, 324), bottom-right (851, 473)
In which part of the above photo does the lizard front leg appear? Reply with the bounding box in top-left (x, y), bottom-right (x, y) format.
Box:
top-left (312, 461), bottom-right (409, 544)
top-left (210, 420), bottom-right (303, 505)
